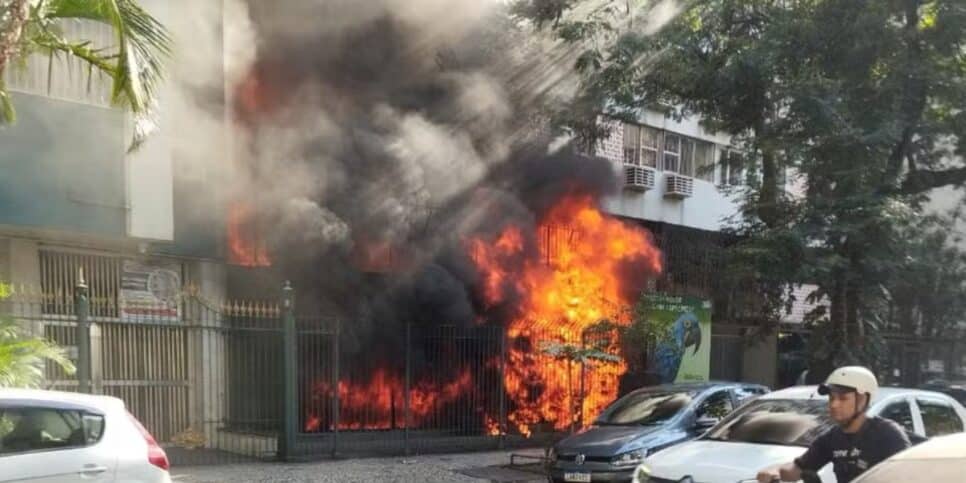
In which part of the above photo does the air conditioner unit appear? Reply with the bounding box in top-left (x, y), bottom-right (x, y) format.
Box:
top-left (623, 164), bottom-right (656, 191)
top-left (664, 173), bottom-right (694, 199)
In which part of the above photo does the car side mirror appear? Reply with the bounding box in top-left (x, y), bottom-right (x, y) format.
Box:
top-left (694, 416), bottom-right (719, 429)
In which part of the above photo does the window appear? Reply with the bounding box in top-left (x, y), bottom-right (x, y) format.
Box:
top-left (704, 399), bottom-right (832, 447)
top-left (0, 407), bottom-right (105, 455)
top-left (623, 124), bottom-right (641, 165)
top-left (697, 390), bottom-right (734, 420)
top-left (694, 141), bottom-right (715, 182)
top-left (596, 390), bottom-right (694, 426)
top-left (663, 134), bottom-right (681, 172)
top-left (917, 399), bottom-right (964, 437)
top-left (720, 149), bottom-right (745, 186)
top-left (681, 138), bottom-right (695, 176)
top-left (679, 138), bottom-right (716, 180)
top-left (620, 122), bottom-right (717, 176)
top-left (880, 401), bottom-right (915, 435)
top-left (735, 386), bottom-right (768, 404)
top-left (622, 123), bottom-right (660, 168)
top-left (640, 126), bottom-right (660, 167)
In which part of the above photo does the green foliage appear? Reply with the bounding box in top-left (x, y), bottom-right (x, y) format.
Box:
top-left (0, 0), bottom-right (171, 151)
top-left (539, 319), bottom-right (623, 365)
top-left (0, 318), bottom-right (76, 388)
top-left (0, 284), bottom-right (75, 388)
top-left (516, 0), bottom-right (966, 373)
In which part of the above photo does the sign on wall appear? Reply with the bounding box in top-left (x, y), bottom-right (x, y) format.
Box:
top-left (119, 259), bottom-right (181, 322)
top-left (644, 294), bottom-right (712, 383)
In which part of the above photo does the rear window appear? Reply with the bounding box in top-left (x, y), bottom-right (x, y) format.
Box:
top-left (704, 399), bottom-right (832, 447)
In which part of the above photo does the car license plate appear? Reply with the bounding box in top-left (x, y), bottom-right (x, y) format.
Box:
top-left (564, 472), bottom-right (592, 483)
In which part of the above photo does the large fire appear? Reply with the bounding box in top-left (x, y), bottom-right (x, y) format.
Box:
top-left (469, 194), bottom-right (661, 435)
top-left (227, 202), bottom-right (271, 267)
top-left (304, 368), bottom-right (474, 431)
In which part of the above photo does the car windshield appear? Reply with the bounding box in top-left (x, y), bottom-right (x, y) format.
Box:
top-left (703, 399), bottom-right (832, 447)
top-left (595, 390), bottom-right (694, 426)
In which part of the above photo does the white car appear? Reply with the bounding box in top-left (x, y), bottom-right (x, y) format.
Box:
top-left (0, 388), bottom-right (172, 482)
top-left (851, 432), bottom-right (966, 483)
top-left (632, 386), bottom-right (966, 483)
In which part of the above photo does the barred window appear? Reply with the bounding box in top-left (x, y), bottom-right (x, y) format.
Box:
top-left (39, 250), bottom-right (121, 317)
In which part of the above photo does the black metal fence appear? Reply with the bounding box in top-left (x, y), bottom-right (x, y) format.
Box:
top-left (0, 279), bottom-right (581, 466)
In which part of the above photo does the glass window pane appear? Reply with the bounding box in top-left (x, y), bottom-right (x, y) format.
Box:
top-left (695, 141), bottom-right (715, 181)
top-left (664, 153), bottom-right (680, 172)
top-left (728, 151), bottom-right (745, 186)
top-left (664, 134), bottom-right (680, 154)
top-left (698, 391), bottom-right (734, 419)
top-left (705, 399), bottom-right (833, 447)
top-left (918, 399), bottom-right (964, 437)
top-left (0, 407), bottom-right (87, 454)
top-left (623, 124), bottom-right (641, 149)
top-left (681, 139), bottom-right (695, 177)
top-left (641, 150), bottom-right (658, 168)
top-left (641, 126), bottom-right (661, 149)
top-left (596, 390), bottom-right (694, 426)
top-left (880, 402), bottom-right (915, 434)
top-left (624, 147), bottom-right (640, 165)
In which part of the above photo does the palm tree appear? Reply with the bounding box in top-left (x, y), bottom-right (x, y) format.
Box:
top-left (0, 0), bottom-right (171, 150)
top-left (0, 317), bottom-right (75, 388)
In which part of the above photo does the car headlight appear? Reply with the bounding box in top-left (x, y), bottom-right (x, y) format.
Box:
top-left (611, 448), bottom-right (648, 467)
top-left (631, 464), bottom-right (651, 483)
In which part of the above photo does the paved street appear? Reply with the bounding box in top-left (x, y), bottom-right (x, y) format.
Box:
top-left (171, 450), bottom-right (547, 483)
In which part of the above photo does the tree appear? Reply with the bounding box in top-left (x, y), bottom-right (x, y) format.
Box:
top-left (0, 0), bottom-right (171, 150)
top-left (514, 0), bottom-right (966, 379)
top-left (0, 318), bottom-right (76, 388)
top-left (0, 284), bottom-right (75, 388)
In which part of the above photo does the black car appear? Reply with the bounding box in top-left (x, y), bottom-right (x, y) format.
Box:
top-left (547, 381), bottom-right (769, 483)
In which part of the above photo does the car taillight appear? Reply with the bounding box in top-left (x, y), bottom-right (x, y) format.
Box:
top-left (127, 412), bottom-right (170, 471)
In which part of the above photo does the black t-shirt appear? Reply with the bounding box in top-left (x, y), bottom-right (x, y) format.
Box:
top-left (794, 417), bottom-right (911, 483)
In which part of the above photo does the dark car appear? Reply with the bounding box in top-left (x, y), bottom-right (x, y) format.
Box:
top-left (547, 382), bottom-right (769, 483)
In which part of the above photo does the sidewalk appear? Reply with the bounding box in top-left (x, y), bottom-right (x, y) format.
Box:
top-left (170, 449), bottom-right (547, 483)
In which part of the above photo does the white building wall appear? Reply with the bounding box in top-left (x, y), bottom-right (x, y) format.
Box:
top-left (595, 113), bottom-right (741, 232)
top-left (125, 0), bottom-right (175, 241)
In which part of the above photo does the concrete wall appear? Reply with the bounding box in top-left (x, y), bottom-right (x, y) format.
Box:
top-left (0, 94), bottom-right (127, 237)
top-left (125, 0), bottom-right (176, 242)
top-left (742, 332), bottom-right (778, 388)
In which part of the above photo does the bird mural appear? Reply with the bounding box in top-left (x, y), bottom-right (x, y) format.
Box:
top-left (651, 312), bottom-right (703, 384)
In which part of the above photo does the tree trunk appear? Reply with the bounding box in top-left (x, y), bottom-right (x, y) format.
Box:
top-left (809, 275), bottom-right (847, 383)
top-left (0, 0), bottom-right (31, 78)
top-left (886, 0), bottom-right (925, 187)
top-left (754, 118), bottom-right (781, 228)
top-left (758, 149), bottom-right (781, 227)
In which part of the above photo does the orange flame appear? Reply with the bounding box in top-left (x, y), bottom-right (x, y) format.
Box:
top-left (469, 194), bottom-right (661, 436)
top-left (305, 368), bottom-right (474, 431)
top-left (227, 202), bottom-right (271, 267)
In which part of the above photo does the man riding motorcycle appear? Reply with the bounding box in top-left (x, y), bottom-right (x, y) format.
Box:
top-left (756, 366), bottom-right (910, 483)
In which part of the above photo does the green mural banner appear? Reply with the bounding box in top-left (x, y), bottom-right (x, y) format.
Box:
top-left (644, 294), bottom-right (712, 383)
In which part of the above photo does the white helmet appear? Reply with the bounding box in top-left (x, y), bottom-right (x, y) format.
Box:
top-left (818, 366), bottom-right (878, 398)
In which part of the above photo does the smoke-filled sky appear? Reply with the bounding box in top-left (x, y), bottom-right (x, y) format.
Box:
top-left (162, 0), bottom-right (668, 360)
